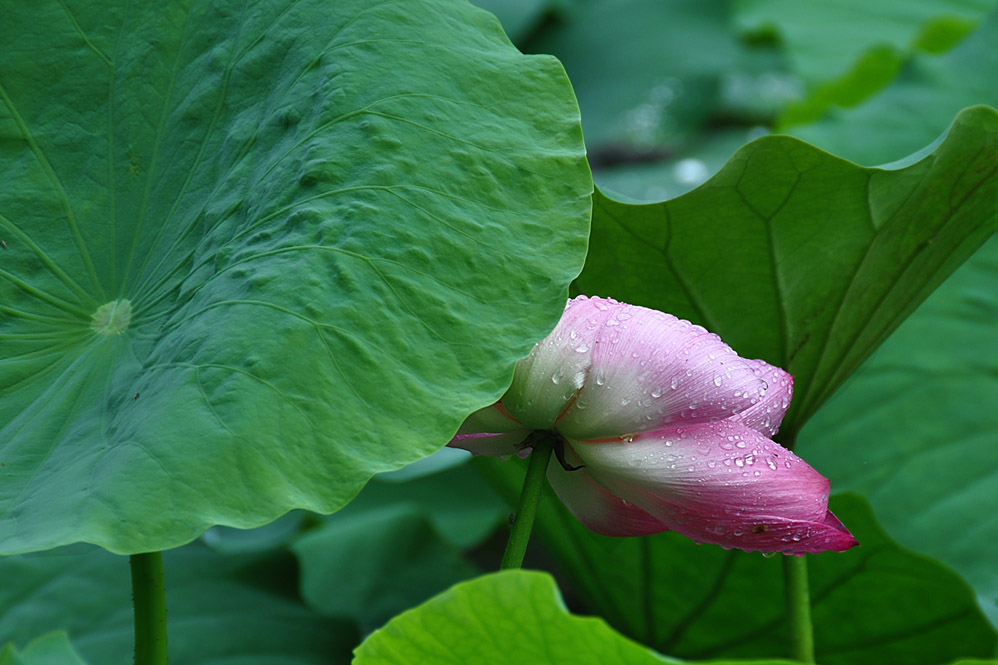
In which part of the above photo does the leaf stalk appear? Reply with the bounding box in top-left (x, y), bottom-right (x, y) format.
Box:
top-left (500, 433), bottom-right (555, 570)
top-left (131, 551), bottom-right (168, 665)
top-left (783, 553), bottom-right (815, 663)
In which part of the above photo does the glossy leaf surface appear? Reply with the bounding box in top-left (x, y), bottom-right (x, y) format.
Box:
top-left (354, 568), bottom-right (800, 665)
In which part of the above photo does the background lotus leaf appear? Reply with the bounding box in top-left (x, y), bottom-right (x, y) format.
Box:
top-left (575, 106), bottom-right (997, 436)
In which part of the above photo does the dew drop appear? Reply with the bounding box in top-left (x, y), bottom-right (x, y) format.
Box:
top-left (713, 375), bottom-right (723, 387)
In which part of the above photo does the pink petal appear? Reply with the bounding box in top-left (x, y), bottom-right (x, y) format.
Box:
top-left (502, 296), bottom-right (615, 430)
top-left (568, 421), bottom-right (858, 554)
top-left (456, 402), bottom-right (524, 435)
top-left (545, 444), bottom-right (669, 537)
top-left (550, 298), bottom-right (781, 440)
top-left (730, 360), bottom-right (794, 438)
top-left (447, 431), bottom-right (530, 457)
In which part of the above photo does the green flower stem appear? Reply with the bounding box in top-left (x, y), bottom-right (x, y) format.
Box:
top-left (500, 433), bottom-right (555, 570)
top-left (131, 551), bottom-right (168, 665)
top-left (783, 554), bottom-right (815, 663)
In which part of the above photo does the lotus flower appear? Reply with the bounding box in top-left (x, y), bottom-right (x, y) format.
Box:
top-left (450, 296), bottom-right (857, 554)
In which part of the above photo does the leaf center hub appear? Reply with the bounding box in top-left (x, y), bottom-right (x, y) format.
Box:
top-left (90, 299), bottom-right (133, 335)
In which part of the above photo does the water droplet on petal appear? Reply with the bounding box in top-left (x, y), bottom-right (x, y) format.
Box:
top-left (713, 375), bottom-right (723, 387)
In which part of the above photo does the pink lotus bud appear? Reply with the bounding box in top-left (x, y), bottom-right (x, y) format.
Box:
top-left (450, 296), bottom-right (857, 555)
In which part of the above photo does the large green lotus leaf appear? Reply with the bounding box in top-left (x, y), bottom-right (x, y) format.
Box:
top-left (575, 106), bottom-right (997, 436)
top-left (0, 633), bottom-right (88, 665)
top-left (353, 568), bottom-right (799, 665)
top-left (0, 543), bottom-right (358, 664)
top-left (477, 457), bottom-right (998, 664)
top-left (788, 11), bottom-right (998, 165)
top-left (0, 0), bottom-right (591, 554)
top-left (798, 237), bottom-right (998, 625)
top-left (293, 504), bottom-right (480, 633)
